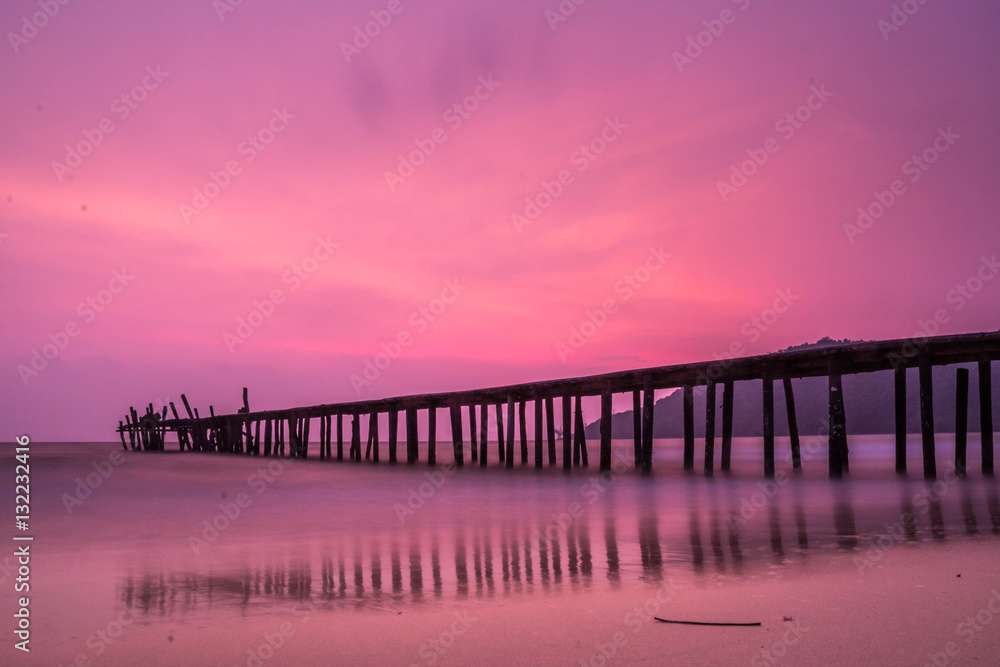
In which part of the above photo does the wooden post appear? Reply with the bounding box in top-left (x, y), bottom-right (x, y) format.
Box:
top-left (600, 385), bottom-right (612, 472)
top-left (980, 360), bottom-right (994, 475)
top-left (783, 377), bottom-right (801, 472)
top-left (337, 412), bottom-right (344, 461)
top-left (683, 385), bottom-right (694, 471)
top-left (450, 405), bottom-right (464, 467)
top-left (326, 415), bottom-right (333, 459)
top-left (642, 376), bottom-right (654, 472)
top-left (505, 397), bottom-right (515, 469)
top-left (264, 419), bottom-right (273, 457)
top-left (704, 380), bottom-right (716, 475)
top-left (632, 389), bottom-right (642, 467)
top-left (118, 421), bottom-right (127, 451)
top-left (763, 376), bottom-right (775, 478)
top-left (428, 406), bottom-right (437, 466)
top-left (480, 403), bottom-right (489, 468)
top-left (546, 397), bottom-right (556, 466)
top-left (371, 410), bottom-right (380, 463)
top-left (496, 403), bottom-right (506, 464)
top-left (562, 395), bottom-right (572, 470)
top-left (351, 414), bottom-right (361, 462)
top-left (534, 399), bottom-right (544, 469)
top-left (242, 387), bottom-right (250, 413)
top-left (468, 404), bottom-right (478, 463)
top-left (519, 401), bottom-right (528, 464)
top-left (405, 408), bottom-right (418, 464)
top-left (956, 368), bottom-right (969, 477)
top-left (828, 368), bottom-right (845, 478)
top-left (919, 354), bottom-right (936, 479)
top-left (319, 415), bottom-right (326, 460)
top-left (721, 380), bottom-right (734, 471)
top-left (180, 394), bottom-right (195, 419)
top-left (574, 395), bottom-right (589, 467)
top-left (895, 366), bottom-right (907, 473)
top-left (301, 416), bottom-right (310, 458)
top-left (254, 420), bottom-right (261, 456)
top-left (388, 409), bottom-right (399, 463)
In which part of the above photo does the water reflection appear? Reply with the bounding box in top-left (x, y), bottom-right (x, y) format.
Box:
top-left (120, 477), bottom-right (1000, 617)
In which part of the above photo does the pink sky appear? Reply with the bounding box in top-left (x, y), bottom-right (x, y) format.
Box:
top-left (2, 0), bottom-right (999, 441)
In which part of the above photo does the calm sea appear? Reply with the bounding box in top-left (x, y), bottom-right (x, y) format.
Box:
top-left (2, 436), bottom-right (998, 665)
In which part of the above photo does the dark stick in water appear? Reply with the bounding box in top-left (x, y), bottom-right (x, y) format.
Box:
top-left (655, 618), bottom-right (761, 627)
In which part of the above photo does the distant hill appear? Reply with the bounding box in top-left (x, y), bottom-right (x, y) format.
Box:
top-left (586, 340), bottom-right (999, 438)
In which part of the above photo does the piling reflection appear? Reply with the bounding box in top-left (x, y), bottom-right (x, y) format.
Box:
top-left (120, 476), bottom-right (1000, 617)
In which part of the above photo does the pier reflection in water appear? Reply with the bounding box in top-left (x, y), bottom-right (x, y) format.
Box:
top-left (119, 476), bottom-right (1000, 618)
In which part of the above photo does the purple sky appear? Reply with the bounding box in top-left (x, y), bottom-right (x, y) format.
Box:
top-left (2, 0), bottom-right (999, 441)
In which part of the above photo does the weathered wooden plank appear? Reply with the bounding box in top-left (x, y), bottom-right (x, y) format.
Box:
top-left (534, 399), bottom-right (544, 469)
top-left (428, 406), bottom-right (437, 466)
top-left (388, 409), bottom-right (399, 463)
top-left (600, 385), bottom-right (612, 472)
top-left (642, 376), bottom-right (654, 472)
top-left (450, 405), bottom-right (464, 467)
top-left (919, 355), bottom-right (936, 479)
top-left (468, 404), bottom-right (478, 463)
top-left (763, 376), bottom-right (774, 478)
top-left (505, 397), bottom-right (515, 469)
top-left (705, 380), bottom-right (716, 475)
top-left (828, 368), bottom-right (845, 478)
top-left (519, 401), bottom-right (528, 465)
top-left (574, 395), bottom-right (588, 467)
top-left (683, 385), bottom-right (694, 471)
top-left (783, 377), bottom-right (801, 472)
top-left (956, 367), bottom-right (969, 477)
top-left (895, 366), bottom-right (907, 473)
top-left (480, 403), bottom-right (489, 468)
top-left (980, 359), bottom-right (994, 475)
top-left (632, 389), bottom-right (642, 466)
top-left (545, 397), bottom-right (556, 466)
top-left (562, 394), bottom-right (572, 470)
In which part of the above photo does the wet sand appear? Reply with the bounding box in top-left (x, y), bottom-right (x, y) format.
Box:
top-left (2, 439), bottom-right (999, 665)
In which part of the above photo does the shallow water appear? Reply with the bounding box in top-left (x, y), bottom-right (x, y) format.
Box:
top-left (2, 436), bottom-right (999, 665)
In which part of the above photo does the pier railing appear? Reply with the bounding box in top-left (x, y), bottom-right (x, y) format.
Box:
top-left (118, 330), bottom-right (999, 479)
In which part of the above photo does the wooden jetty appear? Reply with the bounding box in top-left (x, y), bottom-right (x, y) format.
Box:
top-left (117, 331), bottom-right (1000, 479)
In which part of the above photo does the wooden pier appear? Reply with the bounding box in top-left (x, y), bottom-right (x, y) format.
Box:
top-left (118, 331), bottom-right (999, 479)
